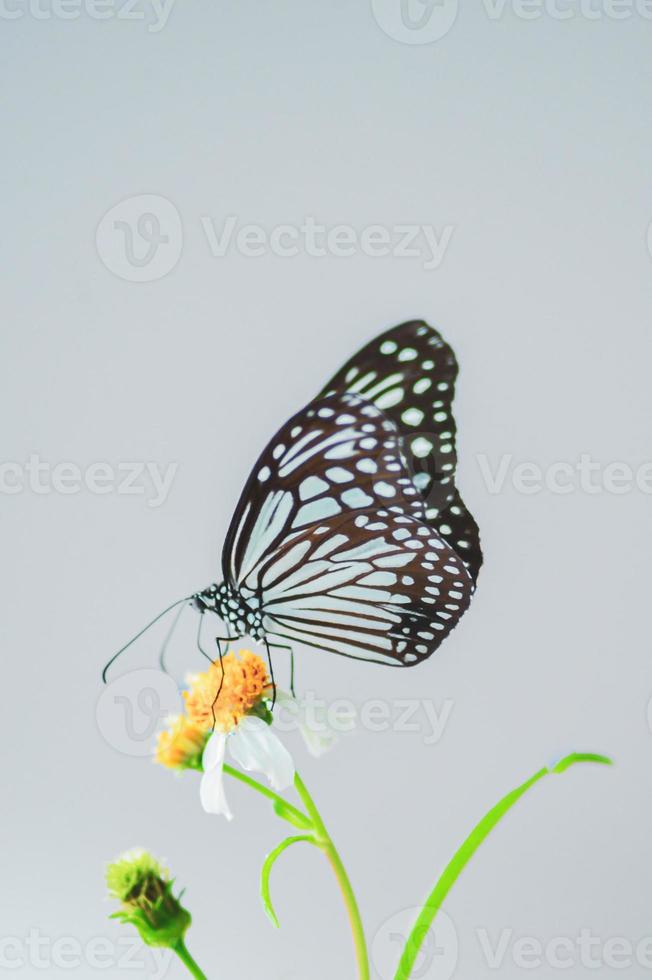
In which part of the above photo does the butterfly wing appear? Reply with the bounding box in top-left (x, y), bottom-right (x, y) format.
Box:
top-left (255, 511), bottom-right (473, 666)
top-left (220, 391), bottom-right (474, 665)
top-left (320, 320), bottom-right (483, 583)
top-left (221, 391), bottom-right (427, 588)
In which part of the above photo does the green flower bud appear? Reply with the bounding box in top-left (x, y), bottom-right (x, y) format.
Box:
top-left (106, 850), bottom-right (191, 949)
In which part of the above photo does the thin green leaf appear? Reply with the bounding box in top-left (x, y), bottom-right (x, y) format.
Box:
top-left (394, 752), bottom-right (613, 980)
top-left (551, 752), bottom-right (612, 774)
top-left (260, 835), bottom-right (316, 928)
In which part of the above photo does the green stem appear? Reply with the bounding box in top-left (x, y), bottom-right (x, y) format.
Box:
top-left (394, 753), bottom-right (612, 980)
top-left (294, 772), bottom-right (370, 980)
top-left (173, 939), bottom-right (209, 980)
top-left (223, 763), bottom-right (310, 827)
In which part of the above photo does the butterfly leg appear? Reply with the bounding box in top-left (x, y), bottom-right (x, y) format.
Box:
top-left (267, 642), bottom-right (295, 697)
top-left (263, 638), bottom-right (278, 710)
top-left (210, 638), bottom-right (226, 732)
top-left (196, 611), bottom-right (235, 663)
top-left (195, 618), bottom-right (228, 730)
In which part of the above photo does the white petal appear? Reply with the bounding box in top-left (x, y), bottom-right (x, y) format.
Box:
top-left (200, 733), bottom-right (233, 820)
top-left (229, 716), bottom-right (295, 791)
top-left (202, 730), bottom-right (227, 771)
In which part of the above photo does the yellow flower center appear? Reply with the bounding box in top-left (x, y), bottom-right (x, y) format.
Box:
top-left (183, 650), bottom-right (272, 734)
top-left (155, 715), bottom-right (207, 770)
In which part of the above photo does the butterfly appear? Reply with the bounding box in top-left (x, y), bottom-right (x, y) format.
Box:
top-left (196, 319), bottom-right (480, 666)
top-left (104, 320), bottom-right (481, 683)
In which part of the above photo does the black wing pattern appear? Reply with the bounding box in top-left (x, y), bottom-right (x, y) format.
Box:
top-left (320, 320), bottom-right (483, 584)
top-left (221, 391), bottom-right (428, 587)
top-left (220, 375), bottom-right (476, 665)
top-left (251, 511), bottom-right (472, 666)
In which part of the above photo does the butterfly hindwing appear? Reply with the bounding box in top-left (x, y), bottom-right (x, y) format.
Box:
top-left (255, 510), bottom-right (473, 666)
top-left (320, 320), bottom-right (482, 583)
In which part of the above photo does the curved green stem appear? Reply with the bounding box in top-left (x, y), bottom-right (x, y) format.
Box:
top-left (173, 939), bottom-right (209, 980)
top-left (394, 753), bottom-right (612, 980)
top-left (261, 835), bottom-right (316, 927)
top-left (294, 772), bottom-right (370, 980)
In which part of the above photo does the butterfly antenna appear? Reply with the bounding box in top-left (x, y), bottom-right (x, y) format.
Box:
top-left (101, 597), bottom-right (191, 684)
top-left (158, 602), bottom-right (187, 674)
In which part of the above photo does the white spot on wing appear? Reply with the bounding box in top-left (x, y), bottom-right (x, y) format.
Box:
top-left (374, 481), bottom-right (395, 498)
top-left (326, 467), bottom-right (354, 484)
top-left (299, 475), bottom-right (330, 501)
top-left (340, 487), bottom-right (374, 509)
top-left (293, 497), bottom-right (341, 528)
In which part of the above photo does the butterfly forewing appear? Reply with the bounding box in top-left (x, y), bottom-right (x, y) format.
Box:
top-left (320, 320), bottom-right (482, 583)
top-left (221, 392), bottom-right (427, 589)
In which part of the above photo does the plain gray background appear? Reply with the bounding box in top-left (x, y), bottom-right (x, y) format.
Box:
top-left (3, 2), bottom-right (652, 978)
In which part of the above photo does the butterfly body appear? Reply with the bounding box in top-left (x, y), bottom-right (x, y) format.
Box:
top-left (193, 583), bottom-right (267, 642)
